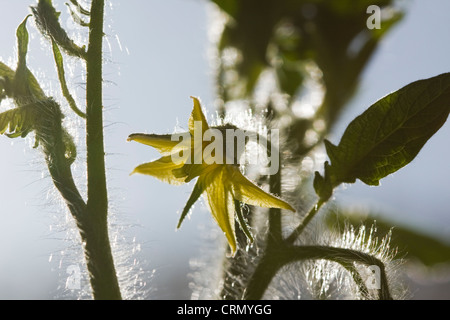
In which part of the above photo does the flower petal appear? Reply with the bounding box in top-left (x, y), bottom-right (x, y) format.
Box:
top-left (177, 179), bottom-right (204, 229)
top-left (227, 166), bottom-right (296, 212)
top-left (188, 96), bottom-right (209, 136)
top-left (131, 155), bottom-right (187, 185)
top-left (128, 133), bottom-right (190, 156)
top-left (199, 165), bottom-right (237, 255)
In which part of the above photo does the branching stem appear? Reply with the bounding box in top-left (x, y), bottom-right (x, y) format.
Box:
top-left (243, 245), bottom-right (392, 300)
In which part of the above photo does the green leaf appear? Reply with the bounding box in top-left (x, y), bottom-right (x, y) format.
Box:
top-left (0, 63), bottom-right (15, 100)
top-left (0, 62), bottom-right (15, 80)
top-left (69, 0), bottom-right (91, 16)
top-left (1, 20), bottom-right (77, 163)
top-left (12, 16), bottom-right (46, 103)
top-left (65, 3), bottom-right (90, 27)
top-left (51, 39), bottom-right (86, 118)
top-left (316, 73), bottom-right (450, 197)
top-left (313, 162), bottom-right (332, 201)
top-left (13, 15), bottom-right (32, 99)
top-left (0, 98), bottom-right (77, 164)
top-left (16, 15), bottom-right (31, 65)
top-left (0, 104), bottom-right (36, 138)
top-left (31, 0), bottom-right (87, 58)
top-left (62, 127), bottom-right (77, 165)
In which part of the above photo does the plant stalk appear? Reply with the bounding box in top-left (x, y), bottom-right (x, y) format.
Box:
top-left (268, 143), bottom-right (282, 245)
top-left (286, 200), bottom-right (325, 245)
top-left (84, 0), bottom-right (121, 300)
top-left (243, 245), bottom-right (392, 300)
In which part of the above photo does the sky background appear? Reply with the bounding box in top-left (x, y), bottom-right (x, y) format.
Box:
top-left (0, 0), bottom-right (449, 299)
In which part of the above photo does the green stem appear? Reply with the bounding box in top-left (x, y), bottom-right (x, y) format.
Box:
top-left (84, 0), bottom-right (121, 300)
top-left (285, 199), bottom-right (325, 245)
top-left (242, 249), bottom-right (285, 300)
top-left (86, 0), bottom-right (106, 212)
top-left (340, 261), bottom-right (370, 299)
top-left (219, 126), bottom-right (283, 299)
top-left (243, 245), bottom-right (392, 300)
top-left (40, 101), bottom-right (86, 220)
top-left (268, 142), bottom-right (282, 245)
top-left (36, 99), bottom-right (119, 300)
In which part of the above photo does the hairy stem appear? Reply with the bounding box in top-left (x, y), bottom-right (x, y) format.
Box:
top-left (244, 245), bottom-right (392, 300)
top-left (47, 120), bottom-right (120, 300)
top-left (241, 140), bottom-right (284, 299)
top-left (268, 146), bottom-right (282, 245)
top-left (83, 0), bottom-right (121, 300)
top-left (285, 200), bottom-right (325, 245)
top-left (86, 0), bottom-right (106, 219)
top-left (220, 212), bottom-right (252, 300)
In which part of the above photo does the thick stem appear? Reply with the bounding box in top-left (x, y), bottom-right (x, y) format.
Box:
top-left (49, 161), bottom-right (121, 299)
top-left (86, 0), bottom-right (107, 219)
top-left (78, 212), bottom-right (122, 300)
top-left (42, 103), bottom-right (120, 299)
top-left (84, 0), bottom-right (121, 300)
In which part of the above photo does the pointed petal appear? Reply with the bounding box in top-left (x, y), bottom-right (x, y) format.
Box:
top-left (227, 166), bottom-right (296, 212)
top-left (188, 96), bottom-right (209, 136)
top-left (128, 133), bottom-right (190, 156)
top-left (200, 166), bottom-right (237, 255)
top-left (131, 155), bottom-right (187, 185)
top-left (177, 179), bottom-right (204, 229)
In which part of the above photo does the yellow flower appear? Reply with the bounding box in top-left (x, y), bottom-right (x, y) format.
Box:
top-left (128, 97), bottom-right (295, 255)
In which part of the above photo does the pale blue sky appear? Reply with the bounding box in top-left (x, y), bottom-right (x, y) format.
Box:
top-left (0, 0), bottom-right (449, 299)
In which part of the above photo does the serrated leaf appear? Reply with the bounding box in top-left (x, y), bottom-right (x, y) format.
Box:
top-left (319, 73), bottom-right (450, 191)
top-left (1, 16), bottom-right (77, 165)
top-left (0, 98), bottom-right (77, 165)
top-left (0, 105), bottom-right (36, 138)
